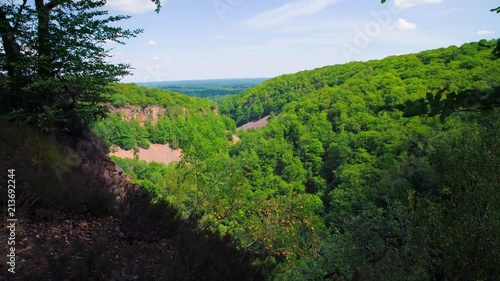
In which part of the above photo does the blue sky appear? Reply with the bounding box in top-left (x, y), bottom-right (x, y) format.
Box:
top-left (102, 0), bottom-right (500, 82)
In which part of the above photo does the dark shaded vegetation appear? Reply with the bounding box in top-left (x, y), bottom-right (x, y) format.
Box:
top-left (0, 120), bottom-right (263, 281)
top-left (122, 184), bottom-right (264, 281)
top-left (0, 120), bottom-right (113, 216)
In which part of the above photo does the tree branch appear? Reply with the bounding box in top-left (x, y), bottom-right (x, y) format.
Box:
top-left (13, 0), bottom-right (28, 31)
top-left (45, 0), bottom-right (71, 10)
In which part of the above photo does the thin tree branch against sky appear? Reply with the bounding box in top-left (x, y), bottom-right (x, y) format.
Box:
top-left (103, 0), bottom-right (499, 82)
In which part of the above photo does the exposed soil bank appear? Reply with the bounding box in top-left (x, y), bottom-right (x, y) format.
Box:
top-left (110, 143), bottom-right (183, 165)
top-left (237, 115), bottom-right (270, 132)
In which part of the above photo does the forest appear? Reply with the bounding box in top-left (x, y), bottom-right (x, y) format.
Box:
top-left (98, 41), bottom-right (500, 280)
top-left (136, 78), bottom-right (268, 98)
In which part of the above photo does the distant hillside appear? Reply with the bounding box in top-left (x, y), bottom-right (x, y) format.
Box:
top-left (136, 78), bottom-right (268, 98)
top-left (221, 40), bottom-right (500, 126)
top-left (103, 83), bottom-right (213, 109)
top-left (93, 83), bottom-right (236, 160)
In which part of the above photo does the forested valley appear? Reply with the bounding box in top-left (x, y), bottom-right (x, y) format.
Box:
top-left (136, 78), bottom-right (268, 98)
top-left (1, 0), bottom-right (499, 280)
top-left (94, 41), bottom-right (500, 280)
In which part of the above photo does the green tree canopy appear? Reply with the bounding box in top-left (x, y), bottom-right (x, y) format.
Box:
top-left (0, 0), bottom-right (141, 129)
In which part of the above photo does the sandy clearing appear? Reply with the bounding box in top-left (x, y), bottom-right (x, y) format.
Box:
top-left (110, 143), bottom-right (183, 165)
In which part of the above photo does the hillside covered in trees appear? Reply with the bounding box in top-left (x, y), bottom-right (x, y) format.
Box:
top-left (220, 40), bottom-right (500, 125)
top-left (104, 41), bottom-right (500, 280)
top-left (92, 83), bottom-right (236, 160)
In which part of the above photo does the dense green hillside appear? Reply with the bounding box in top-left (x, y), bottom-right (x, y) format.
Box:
top-left (104, 83), bottom-right (214, 108)
top-left (92, 83), bottom-right (236, 160)
top-left (221, 40), bottom-right (500, 125)
top-left (98, 41), bottom-right (499, 280)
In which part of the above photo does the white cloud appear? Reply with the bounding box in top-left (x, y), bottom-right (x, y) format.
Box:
top-left (397, 19), bottom-right (417, 30)
top-left (394, 0), bottom-right (442, 9)
top-left (152, 56), bottom-right (160, 60)
top-left (477, 30), bottom-right (494, 36)
top-left (212, 34), bottom-right (226, 40)
top-left (147, 40), bottom-right (158, 46)
top-left (247, 0), bottom-right (342, 28)
top-left (105, 0), bottom-right (164, 14)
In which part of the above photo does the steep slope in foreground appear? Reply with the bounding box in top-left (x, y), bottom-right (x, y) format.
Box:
top-left (0, 121), bottom-right (261, 280)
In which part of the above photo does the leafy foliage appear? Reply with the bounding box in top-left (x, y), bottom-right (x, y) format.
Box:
top-left (107, 41), bottom-right (500, 280)
top-left (221, 41), bottom-right (500, 125)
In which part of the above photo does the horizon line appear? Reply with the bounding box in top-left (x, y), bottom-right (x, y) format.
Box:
top-left (131, 77), bottom-right (270, 84)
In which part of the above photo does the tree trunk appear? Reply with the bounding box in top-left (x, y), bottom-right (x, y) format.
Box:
top-left (35, 0), bottom-right (52, 78)
top-left (0, 5), bottom-right (23, 111)
top-left (0, 7), bottom-right (21, 80)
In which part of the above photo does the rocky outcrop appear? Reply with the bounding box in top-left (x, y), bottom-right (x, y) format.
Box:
top-left (54, 127), bottom-right (141, 211)
top-left (110, 105), bottom-right (166, 126)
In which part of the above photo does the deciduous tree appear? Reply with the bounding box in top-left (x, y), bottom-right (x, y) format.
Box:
top-left (0, 0), bottom-right (141, 129)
